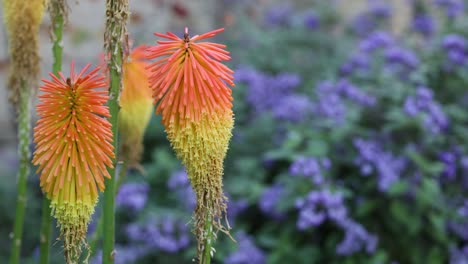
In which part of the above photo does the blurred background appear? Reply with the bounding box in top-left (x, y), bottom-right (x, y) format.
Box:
top-left (1, 0), bottom-right (468, 263)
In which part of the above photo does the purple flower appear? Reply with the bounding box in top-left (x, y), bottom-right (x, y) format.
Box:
top-left (442, 34), bottom-right (467, 67)
top-left (352, 14), bottom-right (377, 36)
top-left (351, 1), bottom-right (391, 36)
top-left (168, 169), bottom-right (196, 210)
top-left (340, 52), bottom-right (371, 76)
top-left (359, 31), bottom-right (394, 52)
top-left (403, 86), bottom-right (449, 134)
top-left (443, 34), bottom-right (467, 51)
top-left (439, 151), bottom-right (457, 180)
top-left (434, 0), bottom-right (464, 17)
top-left (335, 220), bottom-right (378, 255)
top-left (228, 197), bottom-right (249, 223)
top-left (259, 184), bottom-right (285, 219)
top-left (264, 4), bottom-right (293, 27)
top-left (314, 80), bottom-right (376, 124)
top-left (304, 10), bottom-right (320, 29)
top-left (273, 94), bottom-right (313, 122)
top-left (116, 182), bottom-right (150, 212)
top-left (336, 79), bottom-right (376, 106)
top-left (295, 189), bottom-right (348, 229)
top-left (450, 245), bottom-right (468, 264)
top-left (384, 46), bottom-right (420, 75)
top-left (236, 67), bottom-right (301, 115)
top-left (354, 138), bottom-right (406, 191)
top-left (289, 156), bottom-right (331, 185)
top-left (369, 1), bottom-right (392, 18)
top-left (225, 232), bottom-right (266, 264)
top-left (411, 14), bottom-right (435, 37)
top-left (126, 216), bottom-right (191, 253)
top-left (449, 200), bottom-right (468, 240)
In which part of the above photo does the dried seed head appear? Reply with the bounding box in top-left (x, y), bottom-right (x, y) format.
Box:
top-left (3, 0), bottom-right (48, 107)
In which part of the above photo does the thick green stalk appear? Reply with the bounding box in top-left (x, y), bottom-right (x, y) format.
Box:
top-left (200, 217), bottom-right (214, 264)
top-left (102, 1), bottom-right (128, 263)
top-left (9, 84), bottom-right (32, 264)
top-left (39, 3), bottom-right (65, 263)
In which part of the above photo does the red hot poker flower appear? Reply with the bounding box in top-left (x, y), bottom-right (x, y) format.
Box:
top-left (33, 63), bottom-right (114, 262)
top-left (147, 27), bottom-right (234, 127)
top-left (147, 27), bottom-right (235, 259)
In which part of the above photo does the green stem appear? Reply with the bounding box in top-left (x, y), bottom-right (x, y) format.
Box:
top-left (89, 161), bottom-right (127, 255)
top-left (38, 199), bottom-right (51, 264)
top-left (102, 1), bottom-right (128, 263)
top-left (200, 216), bottom-right (213, 264)
top-left (39, 3), bottom-right (64, 263)
top-left (115, 161), bottom-right (128, 193)
top-left (9, 84), bottom-right (32, 264)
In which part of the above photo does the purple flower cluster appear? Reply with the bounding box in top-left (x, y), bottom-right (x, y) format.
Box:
top-left (340, 52), bottom-right (371, 76)
top-left (439, 151), bottom-right (457, 180)
top-left (336, 219), bottom-right (378, 256)
top-left (314, 80), bottom-right (376, 124)
top-left (289, 156), bottom-right (331, 185)
top-left (168, 169), bottom-right (196, 210)
top-left (448, 200), bottom-right (468, 240)
top-left (116, 182), bottom-right (150, 212)
top-left (304, 10), bottom-right (320, 30)
top-left (359, 31), bottom-right (394, 53)
top-left (384, 46), bottom-right (420, 77)
top-left (404, 86), bottom-right (449, 134)
top-left (450, 245), bottom-right (468, 264)
top-left (224, 232), bottom-right (266, 264)
top-left (126, 216), bottom-right (191, 253)
top-left (295, 189), bottom-right (347, 229)
top-left (434, 0), bottom-right (465, 17)
top-left (259, 184), bottom-right (285, 219)
top-left (263, 4), bottom-right (293, 27)
top-left (295, 189), bottom-right (378, 255)
top-left (442, 34), bottom-right (467, 68)
top-left (341, 31), bottom-right (395, 76)
top-left (227, 197), bottom-right (249, 224)
top-left (351, 1), bottom-right (391, 36)
top-left (354, 138), bottom-right (407, 191)
top-left (272, 94), bottom-right (313, 122)
top-left (235, 67), bottom-right (311, 122)
top-left (411, 14), bottom-right (435, 37)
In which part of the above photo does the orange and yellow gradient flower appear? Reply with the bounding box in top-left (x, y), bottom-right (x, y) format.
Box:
top-left (147, 27), bottom-right (234, 256)
top-left (119, 45), bottom-right (153, 170)
top-left (33, 63), bottom-right (114, 262)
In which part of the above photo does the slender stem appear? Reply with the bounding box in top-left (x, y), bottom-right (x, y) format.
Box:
top-left (201, 216), bottom-right (213, 264)
top-left (115, 161), bottom-right (128, 193)
top-left (38, 199), bottom-right (51, 264)
top-left (9, 83), bottom-right (32, 264)
top-left (102, 1), bottom-right (128, 263)
top-left (39, 3), bottom-right (65, 263)
top-left (89, 161), bottom-right (127, 255)
top-left (102, 58), bottom-right (121, 264)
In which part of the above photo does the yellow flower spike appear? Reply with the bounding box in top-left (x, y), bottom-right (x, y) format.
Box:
top-left (119, 45), bottom-right (153, 170)
top-left (147, 27), bottom-right (235, 257)
top-left (33, 63), bottom-right (114, 263)
top-left (2, 0), bottom-right (48, 105)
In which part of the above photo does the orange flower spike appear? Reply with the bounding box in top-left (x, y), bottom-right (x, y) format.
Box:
top-left (119, 45), bottom-right (153, 170)
top-left (33, 63), bottom-right (114, 262)
top-left (147, 27), bottom-right (235, 257)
